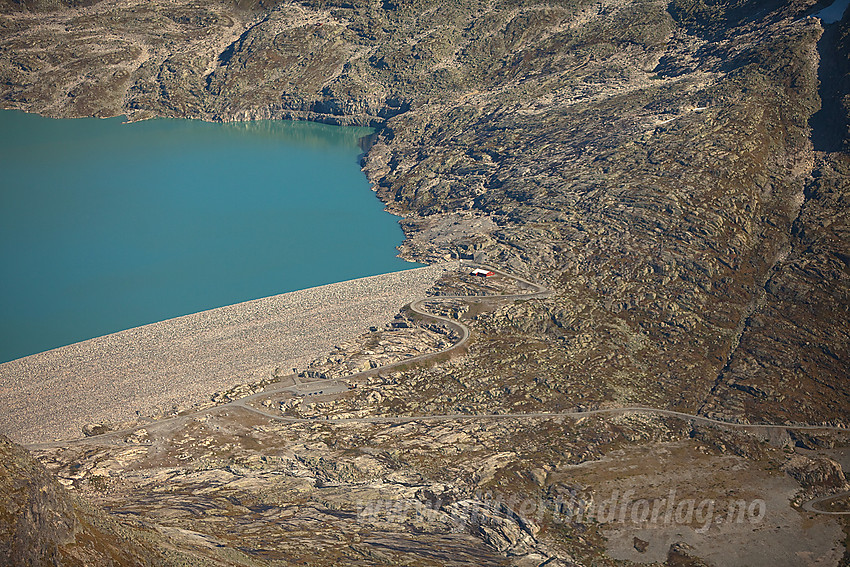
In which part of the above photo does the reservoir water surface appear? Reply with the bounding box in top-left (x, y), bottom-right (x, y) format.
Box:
top-left (0, 110), bottom-right (416, 363)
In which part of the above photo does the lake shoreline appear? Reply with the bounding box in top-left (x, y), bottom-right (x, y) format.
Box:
top-left (0, 109), bottom-right (415, 364)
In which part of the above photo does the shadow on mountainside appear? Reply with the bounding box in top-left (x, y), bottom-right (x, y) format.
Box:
top-left (810, 13), bottom-right (850, 151)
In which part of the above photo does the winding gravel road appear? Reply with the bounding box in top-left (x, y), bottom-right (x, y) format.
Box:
top-left (26, 263), bottom-right (849, 514)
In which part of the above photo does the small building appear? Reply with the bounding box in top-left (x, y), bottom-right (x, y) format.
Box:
top-left (471, 268), bottom-right (495, 277)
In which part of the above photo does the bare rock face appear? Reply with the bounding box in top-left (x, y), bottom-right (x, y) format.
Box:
top-left (0, 435), bottom-right (190, 566)
top-left (700, 153), bottom-right (850, 426)
top-left (666, 542), bottom-right (716, 567)
top-left (782, 453), bottom-right (850, 504)
top-left (81, 424), bottom-right (111, 437)
top-left (0, 434), bottom-right (77, 566)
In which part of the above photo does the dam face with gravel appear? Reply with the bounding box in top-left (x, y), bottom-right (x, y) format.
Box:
top-left (0, 110), bottom-right (445, 443)
top-left (0, 264), bottom-right (449, 444)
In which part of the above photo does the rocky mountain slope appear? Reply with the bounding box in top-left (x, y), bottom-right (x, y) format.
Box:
top-left (1, 0), bottom-right (849, 565)
top-left (0, 434), bottom-right (210, 566)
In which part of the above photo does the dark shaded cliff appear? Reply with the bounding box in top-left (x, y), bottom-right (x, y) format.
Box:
top-left (0, 434), bottom-right (77, 565)
top-left (0, 434), bottom-right (222, 566)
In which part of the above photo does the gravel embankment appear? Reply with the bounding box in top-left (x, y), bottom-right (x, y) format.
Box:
top-left (0, 264), bottom-right (449, 444)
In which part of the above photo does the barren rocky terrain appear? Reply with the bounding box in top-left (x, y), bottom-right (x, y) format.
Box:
top-left (1, 0), bottom-right (849, 565)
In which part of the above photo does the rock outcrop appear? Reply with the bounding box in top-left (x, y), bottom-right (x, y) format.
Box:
top-left (0, 434), bottom-right (77, 565)
top-left (0, 434), bottom-right (179, 566)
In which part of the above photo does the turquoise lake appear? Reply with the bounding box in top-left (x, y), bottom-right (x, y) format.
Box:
top-left (0, 110), bottom-right (416, 363)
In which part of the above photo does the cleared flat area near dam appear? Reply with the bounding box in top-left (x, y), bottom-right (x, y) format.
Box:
top-left (0, 264), bottom-right (448, 444)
